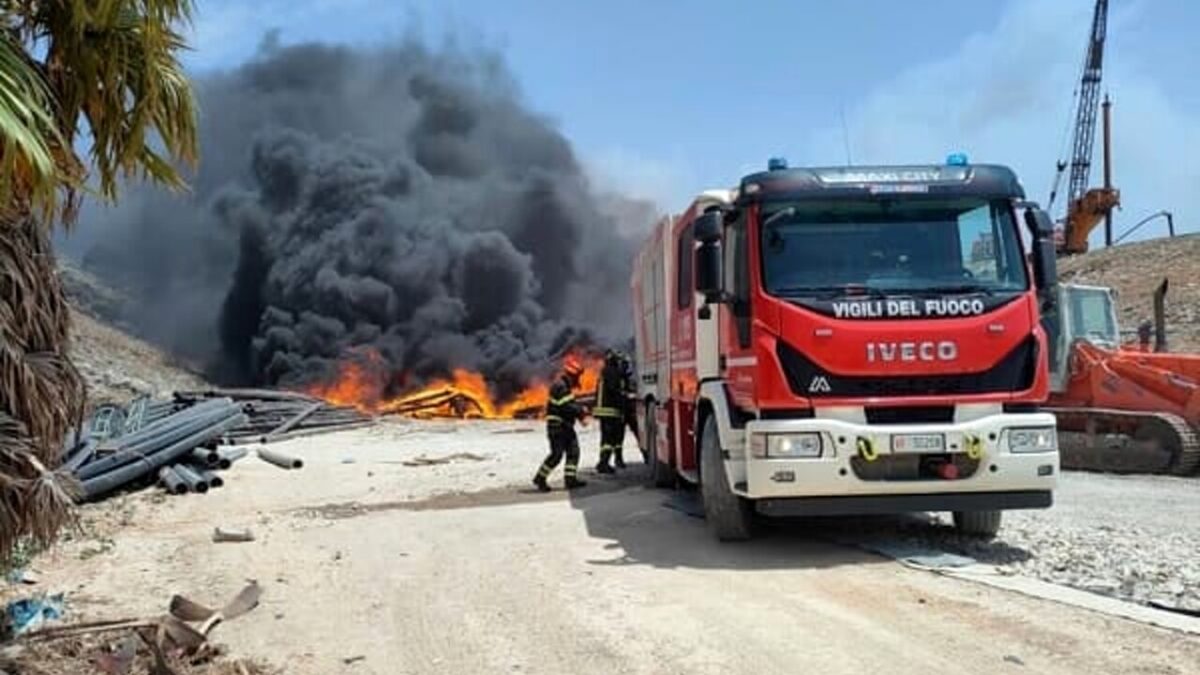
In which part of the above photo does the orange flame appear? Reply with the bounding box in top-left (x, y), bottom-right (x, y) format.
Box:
top-left (304, 348), bottom-right (603, 419)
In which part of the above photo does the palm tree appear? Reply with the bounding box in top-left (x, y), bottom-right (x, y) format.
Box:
top-left (0, 1), bottom-right (198, 559)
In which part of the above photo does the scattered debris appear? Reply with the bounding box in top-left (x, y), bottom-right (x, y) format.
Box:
top-left (212, 528), bottom-right (255, 544)
top-left (401, 452), bottom-right (487, 467)
top-left (343, 655), bottom-right (366, 664)
top-left (256, 448), bottom-right (303, 470)
top-left (5, 569), bottom-right (40, 586)
top-left (6, 582), bottom-right (267, 674)
top-left (3, 593), bottom-right (65, 638)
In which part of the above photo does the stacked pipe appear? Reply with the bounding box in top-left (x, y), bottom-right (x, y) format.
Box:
top-left (58, 388), bottom-right (375, 501)
top-left (174, 389), bottom-right (373, 443)
top-left (64, 398), bottom-right (247, 500)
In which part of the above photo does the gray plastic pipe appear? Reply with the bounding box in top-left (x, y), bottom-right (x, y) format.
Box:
top-left (78, 412), bottom-right (245, 500)
top-left (158, 466), bottom-right (188, 495)
top-left (172, 464), bottom-right (209, 494)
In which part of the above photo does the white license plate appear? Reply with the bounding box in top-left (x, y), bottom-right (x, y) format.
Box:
top-left (891, 433), bottom-right (946, 453)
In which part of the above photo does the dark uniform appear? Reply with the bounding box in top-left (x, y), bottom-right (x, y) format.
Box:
top-left (594, 350), bottom-right (629, 473)
top-left (620, 352), bottom-right (640, 457)
top-left (533, 372), bottom-right (588, 492)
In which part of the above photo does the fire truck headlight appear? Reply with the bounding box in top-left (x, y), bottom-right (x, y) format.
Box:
top-left (1008, 427), bottom-right (1057, 453)
top-left (765, 433), bottom-right (822, 458)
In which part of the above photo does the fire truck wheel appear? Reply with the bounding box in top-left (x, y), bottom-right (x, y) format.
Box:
top-left (952, 510), bottom-right (1002, 538)
top-left (699, 415), bottom-right (754, 541)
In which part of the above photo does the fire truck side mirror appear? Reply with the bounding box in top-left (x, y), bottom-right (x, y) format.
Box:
top-left (694, 211), bottom-right (722, 244)
top-left (693, 211), bottom-right (724, 304)
top-left (1023, 208), bottom-right (1058, 303)
top-left (695, 240), bottom-right (723, 303)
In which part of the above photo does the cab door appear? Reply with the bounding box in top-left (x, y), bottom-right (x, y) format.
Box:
top-left (669, 217), bottom-right (699, 472)
top-left (719, 209), bottom-right (756, 410)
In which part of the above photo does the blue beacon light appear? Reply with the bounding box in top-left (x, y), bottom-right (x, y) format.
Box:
top-left (946, 152), bottom-right (969, 166)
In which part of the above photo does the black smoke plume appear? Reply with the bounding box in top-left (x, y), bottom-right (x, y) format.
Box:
top-left (66, 39), bottom-right (655, 398)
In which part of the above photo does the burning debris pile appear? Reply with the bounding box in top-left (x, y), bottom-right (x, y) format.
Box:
top-left (306, 348), bottom-right (602, 419)
top-left (68, 39), bottom-right (653, 408)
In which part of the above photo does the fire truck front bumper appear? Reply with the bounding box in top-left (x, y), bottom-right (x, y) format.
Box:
top-left (735, 412), bottom-right (1058, 511)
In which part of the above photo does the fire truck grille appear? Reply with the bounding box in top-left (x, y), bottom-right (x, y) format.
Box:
top-left (864, 406), bottom-right (954, 425)
top-left (776, 337), bottom-right (1038, 399)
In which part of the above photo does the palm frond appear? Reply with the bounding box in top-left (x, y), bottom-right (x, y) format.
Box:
top-left (0, 32), bottom-right (71, 223)
top-left (42, 0), bottom-right (198, 203)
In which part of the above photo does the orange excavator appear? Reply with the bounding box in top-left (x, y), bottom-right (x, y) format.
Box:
top-left (1044, 282), bottom-right (1200, 475)
top-left (1037, 1), bottom-right (1199, 475)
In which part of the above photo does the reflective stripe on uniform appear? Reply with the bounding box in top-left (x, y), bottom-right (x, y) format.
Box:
top-left (592, 407), bottom-right (620, 418)
top-left (537, 464), bottom-right (552, 477)
top-left (564, 465), bottom-right (578, 476)
top-left (550, 394), bottom-right (575, 406)
top-left (546, 415), bottom-right (563, 423)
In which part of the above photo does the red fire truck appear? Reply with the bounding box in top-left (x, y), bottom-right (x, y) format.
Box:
top-left (630, 156), bottom-right (1061, 540)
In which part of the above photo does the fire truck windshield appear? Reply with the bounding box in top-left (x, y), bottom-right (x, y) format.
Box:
top-left (759, 197), bottom-right (1028, 297)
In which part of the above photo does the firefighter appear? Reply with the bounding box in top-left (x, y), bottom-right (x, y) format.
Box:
top-left (594, 349), bottom-right (629, 473)
top-left (533, 359), bottom-right (588, 492)
top-left (620, 351), bottom-right (640, 456)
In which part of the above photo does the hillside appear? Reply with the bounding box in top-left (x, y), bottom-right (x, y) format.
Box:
top-left (59, 262), bottom-right (208, 406)
top-left (1058, 233), bottom-right (1200, 353)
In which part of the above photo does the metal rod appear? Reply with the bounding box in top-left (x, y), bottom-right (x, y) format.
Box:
top-left (176, 388), bottom-right (318, 403)
top-left (1153, 278), bottom-right (1169, 353)
top-left (263, 401), bottom-right (324, 442)
top-left (63, 439), bottom-right (97, 473)
top-left (1114, 210), bottom-right (1173, 245)
top-left (1102, 95), bottom-right (1113, 247)
top-left (257, 448), bottom-right (304, 470)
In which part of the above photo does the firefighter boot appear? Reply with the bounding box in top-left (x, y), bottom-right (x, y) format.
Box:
top-left (532, 475), bottom-right (551, 493)
top-left (565, 476), bottom-right (588, 489)
top-left (614, 448), bottom-right (626, 470)
top-left (595, 451), bottom-right (615, 474)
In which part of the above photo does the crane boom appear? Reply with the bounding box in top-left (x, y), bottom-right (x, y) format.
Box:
top-left (1066, 0), bottom-right (1108, 204)
top-left (1050, 0), bottom-right (1118, 255)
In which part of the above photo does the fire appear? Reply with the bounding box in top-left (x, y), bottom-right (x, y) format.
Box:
top-left (304, 348), bottom-right (603, 419)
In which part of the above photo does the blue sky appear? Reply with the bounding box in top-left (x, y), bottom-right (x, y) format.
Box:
top-left (184, 0), bottom-right (1199, 243)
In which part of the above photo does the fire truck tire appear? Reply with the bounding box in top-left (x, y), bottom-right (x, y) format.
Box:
top-left (952, 510), bottom-right (1002, 538)
top-left (699, 415), bottom-right (754, 541)
top-left (645, 403), bottom-right (674, 488)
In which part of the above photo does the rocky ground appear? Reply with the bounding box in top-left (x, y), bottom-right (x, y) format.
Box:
top-left (69, 309), bottom-right (207, 406)
top-left (1059, 233), bottom-right (1200, 352)
top-left (882, 473), bottom-right (1200, 613)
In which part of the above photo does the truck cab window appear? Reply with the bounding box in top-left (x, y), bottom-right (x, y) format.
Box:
top-left (677, 222), bottom-right (694, 309)
top-left (725, 212), bottom-right (751, 347)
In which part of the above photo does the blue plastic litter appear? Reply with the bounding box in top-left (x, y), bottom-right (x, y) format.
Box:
top-left (5, 593), bottom-right (65, 636)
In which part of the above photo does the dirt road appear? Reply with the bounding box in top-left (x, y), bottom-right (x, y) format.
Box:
top-left (36, 420), bottom-right (1200, 674)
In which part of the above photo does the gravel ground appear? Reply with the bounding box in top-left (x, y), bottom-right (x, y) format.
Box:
top-left (867, 471), bottom-right (1200, 612)
top-left (988, 472), bottom-right (1200, 611)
